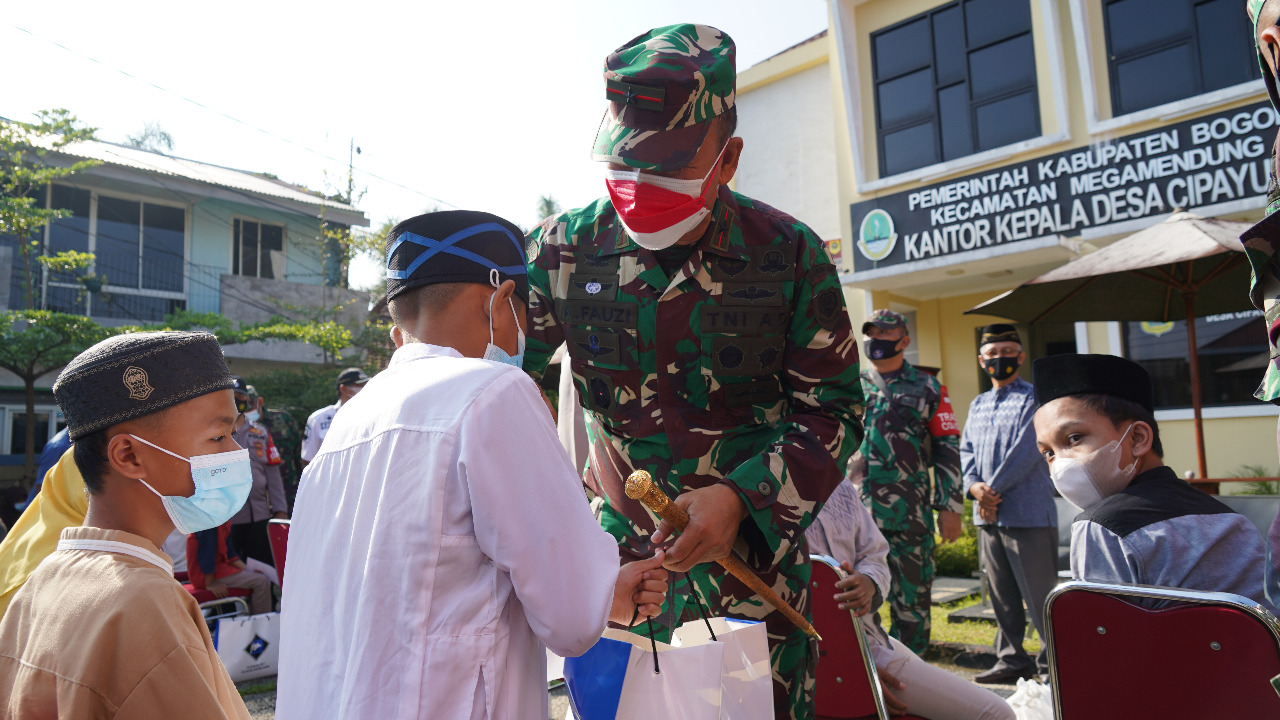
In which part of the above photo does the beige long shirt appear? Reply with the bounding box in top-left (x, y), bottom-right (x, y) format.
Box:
top-left (0, 526), bottom-right (250, 719)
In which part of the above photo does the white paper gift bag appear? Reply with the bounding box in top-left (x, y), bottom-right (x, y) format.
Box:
top-left (213, 611), bottom-right (280, 683)
top-left (564, 626), bottom-right (725, 720)
top-left (673, 618), bottom-right (772, 720)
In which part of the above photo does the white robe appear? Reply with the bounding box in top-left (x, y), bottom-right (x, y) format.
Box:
top-left (806, 481), bottom-right (1015, 720)
top-left (277, 343), bottom-right (620, 720)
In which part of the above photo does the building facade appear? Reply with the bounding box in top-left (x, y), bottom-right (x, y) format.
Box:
top-left (0, 138), bottom-right (369, 468)
top-left (735, 0), bottom-right (1278, 479)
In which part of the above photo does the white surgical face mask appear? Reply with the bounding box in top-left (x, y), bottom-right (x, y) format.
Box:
top-left (1050, 423), bottom-right (1139, 510)
top-left (482, 271), bottom-right (525, 368)
top-left (127, 434), bottom-right (253, 534)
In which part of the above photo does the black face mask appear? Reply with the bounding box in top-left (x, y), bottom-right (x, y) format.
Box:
top-left (864, 337), bottom-right (903, 361)
top-left (983, 356), bottom-right (1021, 380)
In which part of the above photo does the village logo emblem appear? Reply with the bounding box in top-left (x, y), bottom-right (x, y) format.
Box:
top-left (858, 209), bottom-right (898, 262)
top-left (122, 366), bottom-right (154, 401)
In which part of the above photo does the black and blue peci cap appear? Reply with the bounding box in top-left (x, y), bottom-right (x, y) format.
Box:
top-left (385, 210), bottom-right (529, 305)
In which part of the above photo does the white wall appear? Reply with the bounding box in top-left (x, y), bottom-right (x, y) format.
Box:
top-left (734, 63), bottom-right (841, 242)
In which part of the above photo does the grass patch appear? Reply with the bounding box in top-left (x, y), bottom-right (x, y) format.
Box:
top-left (237, 680), bottom-right (277, 697)
top-left (877, 595), bottom-right (1041, 653)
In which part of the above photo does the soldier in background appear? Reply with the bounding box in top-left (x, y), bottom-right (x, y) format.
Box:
top-left (258, 394), bottom-right (303, 507)
top-left (857, 309), bottom-right (963, 655)
top-left (523, 24), bottom-right (864, 719)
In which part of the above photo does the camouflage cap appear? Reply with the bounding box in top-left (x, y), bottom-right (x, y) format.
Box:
top-left (1249, 0), bottom-right (1268, 27)
top-left (1248, 0), bottom-right (1280, 113)
top-left (591, 24), bottom-right (736, 172)
top-left (861, 309), bottom-right (907, 335)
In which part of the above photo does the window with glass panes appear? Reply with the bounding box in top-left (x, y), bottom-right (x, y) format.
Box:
top-left (41, 185), bottom-right (188, 322)
top-left (1122, 311), bottom-right (1267, 409)
top-left (871, 0), bottom-right (1041, 177)
top-left (232, 219), bottom-right (285, 280)
top-left (1103, 0), bottom-right (1261, 117)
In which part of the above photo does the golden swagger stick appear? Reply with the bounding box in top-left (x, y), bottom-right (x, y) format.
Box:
top-left (625, 470), bottom-right (821, 640)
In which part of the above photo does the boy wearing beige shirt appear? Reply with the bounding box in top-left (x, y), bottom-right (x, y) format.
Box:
top-left (0, 331), bottom-right (251, 719)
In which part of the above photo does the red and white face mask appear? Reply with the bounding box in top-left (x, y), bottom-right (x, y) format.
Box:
top-left (604, 143), bottom-right (729, 250)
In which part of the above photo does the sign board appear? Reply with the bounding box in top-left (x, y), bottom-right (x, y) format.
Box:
top-left (852, 101), bottom-right (1277, 273)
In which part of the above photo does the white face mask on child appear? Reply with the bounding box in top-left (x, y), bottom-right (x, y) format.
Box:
top-left (1049, 423), bottom-right (1139, 509)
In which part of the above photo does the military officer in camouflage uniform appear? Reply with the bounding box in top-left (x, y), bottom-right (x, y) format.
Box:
top-left (857, 310), bottom-right (963, 654)
top-left (1243, 0), bottom-right (1280, 607)
top-left (523, 25), bottom-right (864, 720)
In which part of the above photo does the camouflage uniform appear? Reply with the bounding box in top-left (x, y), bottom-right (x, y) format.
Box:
top-left (856, 311), bottom-right (962, 654)
top-left (262, 407), bottom-right (303, 506)
top-left (1244, 0), bottom-right (1280, 609)
top-left (524, 25), bottom-right (864, 720)
top-left (1244, 1), bottom-right (1280, 403)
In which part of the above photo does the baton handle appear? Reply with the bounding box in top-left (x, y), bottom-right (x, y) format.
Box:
top-left (624, 470), bottom-right (821, 640)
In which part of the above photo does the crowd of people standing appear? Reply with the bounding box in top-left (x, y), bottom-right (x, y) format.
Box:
top-left (1, 10), bottom-right (1280, 720)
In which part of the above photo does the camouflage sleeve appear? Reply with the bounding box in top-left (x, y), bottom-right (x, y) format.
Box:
top-left (927, 380), bottom-right (964, 514)
top-left (1241, 205), bottom-right (1280, 403)
top-left (523, 215), bottom-right (568, 385)
top-left (720, 225), bottom-right (865, 548)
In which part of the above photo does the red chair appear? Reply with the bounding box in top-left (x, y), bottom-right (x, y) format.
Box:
top-left (180, 577), bottom-right (252, 628)
top-left (268, 518), bottom-right (290, 594)
top-left (1045, 580), bottom-right (1280, 719)
top-left (810, 554), bottom-right (928, 720)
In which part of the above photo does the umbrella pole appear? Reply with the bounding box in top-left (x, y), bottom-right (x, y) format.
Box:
top-left (1183, 291), bottom-right (1209, 481)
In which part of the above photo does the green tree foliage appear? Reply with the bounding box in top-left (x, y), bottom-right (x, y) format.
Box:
top-left (124, 122), bottom-right (174, 154)
top-left (934, 498), bottom-right (980, 577)
top-left (0, 110), bottom-right (99, 309)
top-left (243, 368), bottom-right (343, 426)
top-left (0, 306), bottom-right (383, 489)
top-left (0, 311), bottom-right (108, 483)
top-left (537, 194), bottom-right (561, 222)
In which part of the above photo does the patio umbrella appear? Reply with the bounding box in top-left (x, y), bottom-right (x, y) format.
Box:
top-left (966, 211), bottom-right (1254, 480)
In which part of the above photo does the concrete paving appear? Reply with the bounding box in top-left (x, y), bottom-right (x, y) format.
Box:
top-left (931, 575), bottom-right (982, 605)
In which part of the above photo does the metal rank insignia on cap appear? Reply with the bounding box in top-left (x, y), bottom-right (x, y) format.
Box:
top-left (605, 78), bottom-right (666, 112)
top-left (123, 366), bottom-right (154, 401)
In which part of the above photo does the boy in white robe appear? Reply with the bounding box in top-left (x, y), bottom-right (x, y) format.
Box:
top-left (277, 211), bottom-right (668, 720)
top-left (807, 480), bottom-right (1015, 720)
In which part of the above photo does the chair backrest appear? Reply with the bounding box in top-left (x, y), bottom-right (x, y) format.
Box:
top-left (267, 519), bottom-right (290, 593)
top-left (810, 554), bottom-right (886, 720)
top-left (1046, 581), bottom-right (1280, 719)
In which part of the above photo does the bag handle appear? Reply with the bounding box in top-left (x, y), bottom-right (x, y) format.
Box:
top-left (686, 574), bottom-right (717, 642)
top-left (628, 606), bottom-right (661, 675)
top-left (625, 577), bottom-right (717, 676)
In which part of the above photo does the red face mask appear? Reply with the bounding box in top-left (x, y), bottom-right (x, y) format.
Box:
top-left (604, 143), bottom-right (729, 250)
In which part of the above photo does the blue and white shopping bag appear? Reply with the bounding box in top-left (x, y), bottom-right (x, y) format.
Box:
top-left (213, 612), bottom-right (280, 682)
top-left (565, 626), bottom-right (723, 720)
top-left (564, 617), bottom-right (770, 720)
top-left (676, 618), bottom-right (771, 720)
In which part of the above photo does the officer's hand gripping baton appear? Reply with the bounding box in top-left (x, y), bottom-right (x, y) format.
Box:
top-left (625, 469), bottom-right (821, 640)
